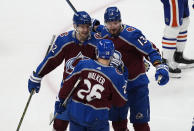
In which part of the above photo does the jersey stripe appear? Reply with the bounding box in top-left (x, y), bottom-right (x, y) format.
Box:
top-left (170, 0), bottom-right (179, 27)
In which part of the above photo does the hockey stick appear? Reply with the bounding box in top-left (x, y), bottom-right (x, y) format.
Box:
top-left (49, 77), bottom-right (81, 125)
top-left (44, 34), bottom-right (56, 57)
top-left (16, 35), bottom-right (56, 131)
top-left (66, 0), bottom-right (78, 14)
top-left (16, 89), bottom-right (35, 131)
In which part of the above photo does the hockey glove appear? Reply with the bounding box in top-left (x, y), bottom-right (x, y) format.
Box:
top-left (55, 98), bottom-right (66, 114)
top-left (28, 71), bottom-right (42, 93)
top-left (155, 64), bottom-right (169, 86)
top-left (91, 18), bottom-right (100, 32)
top-left (110, 51), bottom-right (123, 68)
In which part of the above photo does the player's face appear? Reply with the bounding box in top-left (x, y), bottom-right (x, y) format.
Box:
top-left (105, 21), bottom-right (121, 35)
top-left (76, 24), bottom-right (91, 40)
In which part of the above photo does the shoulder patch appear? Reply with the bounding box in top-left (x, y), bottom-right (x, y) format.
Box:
top-left (60, 32), bottom-right (68, 37)
top-left (94, 33), bottom-right (102, 39)
top-left (115, 68), bottom-right (123, 75)
top-left (126, 27), bottom-right (136, 32)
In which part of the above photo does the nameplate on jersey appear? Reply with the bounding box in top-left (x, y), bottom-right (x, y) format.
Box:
top-left (88, 72), bottom-right (105, 85)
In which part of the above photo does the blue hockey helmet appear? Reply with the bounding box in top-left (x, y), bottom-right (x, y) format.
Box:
top-left (97, 39), bottom-right (115, 59)
top-left (73, 11), bottom-right (92, 26)
top-left (104, 7), bottom-right (121, 23)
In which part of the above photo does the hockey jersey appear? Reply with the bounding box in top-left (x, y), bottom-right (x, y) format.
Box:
top-left (59, 59), bottom-right (127, 126)
top-left (96, 25), bottom-right (162, 87)
top-left (35, 30), bottom-right (101, 79)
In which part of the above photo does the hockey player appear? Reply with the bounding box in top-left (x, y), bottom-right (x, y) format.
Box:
top-left (193, 0), bottom-right (194, 9)
top-left (161, 0), bottom-right (194, 78)
top-left (192, 117), bottom-right (194, 131)
top-left (93, 7), bottom-right (169, 131)
top-left (27, 11), bottom-right (102, 130)
top-left (55, 39), bottom-right (128, 131)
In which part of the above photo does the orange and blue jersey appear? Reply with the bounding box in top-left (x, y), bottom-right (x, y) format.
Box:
top-left (161, 0), bottom-right (190, 27)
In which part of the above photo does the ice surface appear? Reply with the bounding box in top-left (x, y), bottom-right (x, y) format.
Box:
top-left (0, 0), bottom-right (194, 130)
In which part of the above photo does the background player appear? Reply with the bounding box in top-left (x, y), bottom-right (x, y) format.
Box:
top-left (161, 0), bottom-right (194, 78)
top-left (27, 11), bottom-right (102, 131)
top-left (93, 7), bottom-right (169, 131)
top-left (55, 39), bottom-right (128, 131)
top-left (192, 117), bottom-right (194, 131)
top-left (193, 0), bottom-right (194, 9)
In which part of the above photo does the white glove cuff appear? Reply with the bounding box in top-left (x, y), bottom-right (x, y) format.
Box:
top-left (156, 64), bottom-right (169, 71)
top-left (30, 72), bottom-right (42, 83)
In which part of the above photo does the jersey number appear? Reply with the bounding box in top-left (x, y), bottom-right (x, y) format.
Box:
top-left (138, 36), bottom-right (148, 46)
top-left (77, 79), bottom-right (105, 102)
top-left (51, 44), bottom-right (57, 53)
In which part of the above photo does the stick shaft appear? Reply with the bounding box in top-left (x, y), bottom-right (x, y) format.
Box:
top-left (49, 113), bottom-right (58, 125)
top-left (49, 78), bottom-right (81, 125)
top-left (66, 0), bottom-right (77, 13)
top-left (16, 90), bottom-right (35, 131)
top-left (45, 35), bottom-right (56, 57)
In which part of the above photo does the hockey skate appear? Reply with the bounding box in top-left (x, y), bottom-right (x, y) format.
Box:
top-left (174, 51), bottom-right (194, 69)
top-left (162, 58), bottom-right (181, 78)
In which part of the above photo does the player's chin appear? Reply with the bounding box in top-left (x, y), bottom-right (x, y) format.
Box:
top-left (81, 33), bottom-right (89, 38)
top-left (109, 30), bottom-right (119, 35)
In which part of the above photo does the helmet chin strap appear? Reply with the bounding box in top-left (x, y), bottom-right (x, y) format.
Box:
top-left (75, 26), bottom-right (79, 35)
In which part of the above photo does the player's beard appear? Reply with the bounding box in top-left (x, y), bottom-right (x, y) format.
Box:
top-left (75, 29), bottom-right (90, 42)
top-left (78, 31), bottom-right (90, 42)
top-left (109, 28), bottom-right (120, 35)
top-left (108, 25), bottom-right (122, 37)
top-left (109, 27), bottom-right (122, 37)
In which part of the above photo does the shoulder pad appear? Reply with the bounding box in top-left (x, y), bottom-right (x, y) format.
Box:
top-left (59, 32), bottom-right (69, 37)
top-left (56, 31), bottom-right (74, 44)
top-left (123, 25), bottom-right (140, 33)
top-left (126, 26), bottom-right (136, 32)
top-left (122, 25), bottom-right (142, 39)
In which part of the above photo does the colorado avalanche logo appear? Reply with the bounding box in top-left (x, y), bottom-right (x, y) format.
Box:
top-left (65, 52), bottom-right (89, 74)
top-left (60, 32), bottom-right (68, 37)
top-left (110, 50), bottom-right (124, 74)
top-left (126, 27), bottom-right (136, 32)
top-left (94, 33), bottom-right (102, 39)
top-left (111, 50), bottom-right (124, 67)
top-left (113, 50), bottom-right (122, 61)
